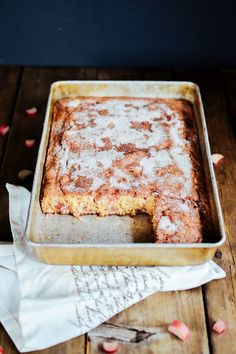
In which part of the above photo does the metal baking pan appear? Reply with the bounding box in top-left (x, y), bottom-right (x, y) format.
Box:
top-left (25, 81), bottom-right (226, 265)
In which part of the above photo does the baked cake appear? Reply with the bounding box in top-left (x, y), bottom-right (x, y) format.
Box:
top-left (40, 97), bottom-right (210, 243)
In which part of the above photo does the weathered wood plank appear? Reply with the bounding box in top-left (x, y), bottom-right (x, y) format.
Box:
top-left (0, 66), bottom-right (22, 167)
top-left (0, 67), bottom-right (97, 242)
top-left (98, 68), bottom-right (171, 80)
top-left (222, 70), bottom-right (236, 138)
top-left (88, 68), bottom-right (210, 354)
top-left (0, 324), bottom-right (85, 354)
top-left (0, 324), bottom-right (17, 353)
top-left (88, 289), bottom-right (209, 354)
top-left (0, 326), bottom-right (85, 354)
top-left (27, 336), bottom-right (85, 354)
top-left (174, 70), bottom-right (236, 354)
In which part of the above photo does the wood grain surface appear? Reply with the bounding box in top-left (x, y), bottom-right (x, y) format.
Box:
top-left (0, 67), bottom-right (235, 354)
top-left (174, 71), bottom-right (236, 354)
top-left (0, 67), bottom-right (22, 165)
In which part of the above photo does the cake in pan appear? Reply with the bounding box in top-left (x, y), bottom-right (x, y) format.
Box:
top-left (40, 97), bottom-right (210, 243)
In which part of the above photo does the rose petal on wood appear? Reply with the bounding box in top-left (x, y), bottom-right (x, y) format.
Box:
top-left (168, 320), bottom-right (190, 341)
top-left (25, 139), bottom-right (36, 148)
top-left (18, 169), bottom-right (33, 180)
top-left (26, 107), bottom-right (37, 116)
top-left (211, 153), bottom-right (224, 166)
top-left (0, 346), bottom-right (5, 354)
top-left (0, 124), bottom-right (10, 136)
top-left (102, 339), bottom-right (119, 353)
top-left (212, 319), bottom-right (227, 334)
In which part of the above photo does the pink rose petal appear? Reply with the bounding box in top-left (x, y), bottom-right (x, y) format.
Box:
top-left (26, 107), bottom-right (37, 116)
top-left (25, 139), bottom-right (35, 148)
top-left (0, 124), bottom-right (10, 136)
top-left (18, 169), bottom-right (33, 180)
top-left (213, 319), bottom-right (227, 334)
top-left (0, 346), bottom-right (5, 354)
top-left (102, 340), bottom-right (119, 353)
top-left (212, 153), bottom-right (224, 166)
top-left (168, 320), bottom-right (190, 341)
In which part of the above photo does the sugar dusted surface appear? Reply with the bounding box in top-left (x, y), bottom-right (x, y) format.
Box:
top-left (48, 97), bottom-right (196, 197)
top-left (41, 96), bottom-right (209, 243)
top-left (154, 196), bottom-right (203, 243)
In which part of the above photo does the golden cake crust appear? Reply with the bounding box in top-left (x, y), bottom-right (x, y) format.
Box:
top-left (40, 96), bottom-right (210, 243)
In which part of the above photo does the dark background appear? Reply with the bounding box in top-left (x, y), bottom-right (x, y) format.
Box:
top-left (0, 0), bottom-right (236, 68)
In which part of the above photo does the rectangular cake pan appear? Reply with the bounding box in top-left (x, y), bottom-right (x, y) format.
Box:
top-left (25, 81), bottom-right (226, 265)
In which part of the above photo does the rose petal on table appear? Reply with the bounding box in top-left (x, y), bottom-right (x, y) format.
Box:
top-left (0, 346), bottom-right (5, 354)
top-left (102, 339), bottom-right (119, 353)
top-left (0, 124), bottom-right (10, 136)
top-left (168, 320), bottom-right (190, 341)
top-left (26, 107), bottom-right (37, 116)
top-left (18, 169), bottom-right (33, 180)
top-left (213, 319), bottom-right (227, 334)
top-left (25, 139), bottom-right (36, 148)
top-left (211, 153), bottom-right (224, 166)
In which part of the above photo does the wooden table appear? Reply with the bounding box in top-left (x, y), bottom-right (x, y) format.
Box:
top-left (0, 67), bottom-right (235, 354)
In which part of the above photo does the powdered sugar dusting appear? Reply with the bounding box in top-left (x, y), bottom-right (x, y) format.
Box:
top-left (140, 148), bottom-right (173, 179)
top-left (66, 100), bottom-right (80, 108)
top-left (158, 216), bottom-right (178, 234)
top-left (70, 101), bottom-right (167, 149)
top-left (50, 97), bottom-right (197, 199)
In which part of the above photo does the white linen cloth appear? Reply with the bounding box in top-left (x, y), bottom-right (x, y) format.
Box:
top-left (0, 184), bottom-right (225, 352)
